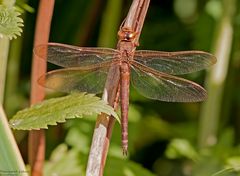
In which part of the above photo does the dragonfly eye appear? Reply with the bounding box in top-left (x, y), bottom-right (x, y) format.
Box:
top-left (118, 27), bottom-right (136, 42)
top-left (125, 33), bottom-right (134, 41)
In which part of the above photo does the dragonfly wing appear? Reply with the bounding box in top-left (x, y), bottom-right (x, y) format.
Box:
top-left (130, 64), bottom-right (207, 102)
top-left (38, 66), bottom-right (110, 94)
top-left (134, 50), bottom-right (216, 75)
top-left (34, 43), bottom-right (119, 67)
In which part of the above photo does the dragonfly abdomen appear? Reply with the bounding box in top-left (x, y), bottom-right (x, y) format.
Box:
top-left (120, 62), bottom-right (130, 155)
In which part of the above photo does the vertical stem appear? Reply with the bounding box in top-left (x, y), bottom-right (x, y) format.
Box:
top-left (0, 0), bottom-right (26, 174)
top-left (28, 1), bottom-right (55, 175)
top-left (86, 0), bottom-right (150, 175)
top-left (0, 0), bottom-right (15, 110)
top-left (95, 0), bottom-right (122, 173)
top-left (4, 36), bottom-right (23, 115)
top-left (0, 0), bottom-right (15, 108)
top-left (0, 38), bottom-right (10, 104)
top-left (198, 0), bottom-right (235, 148)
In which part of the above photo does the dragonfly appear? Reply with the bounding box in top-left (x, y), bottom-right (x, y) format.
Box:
top-left (34, 27), bottom-right (216, 155)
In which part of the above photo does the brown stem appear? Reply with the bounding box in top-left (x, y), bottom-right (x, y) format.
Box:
top-left (86, 0), bottom-right (150, 175)
top-left (100, 85), bottom-right (120, 176)
top-left (28, 0), bottom-right (55, 175)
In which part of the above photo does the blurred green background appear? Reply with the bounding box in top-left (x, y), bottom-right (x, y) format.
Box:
top-left (3, 0), bottom-right (240, 175)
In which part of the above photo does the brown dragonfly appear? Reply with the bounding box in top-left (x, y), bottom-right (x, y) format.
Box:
top-left (34, 27), bottom-right (216, 155)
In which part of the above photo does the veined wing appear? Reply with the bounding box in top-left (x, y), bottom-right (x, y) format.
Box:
top-left (131, 62), bottom-right (207, 102)
top-left (38, 64), bottom-right (112, 94)
top-left (34, 43), bottom-right (120, 67)
top-left (134, 50), bottom-right (216, 75)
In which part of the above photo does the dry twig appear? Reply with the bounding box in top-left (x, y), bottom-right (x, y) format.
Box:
top-left (86, 0), bottom-right (150, 175)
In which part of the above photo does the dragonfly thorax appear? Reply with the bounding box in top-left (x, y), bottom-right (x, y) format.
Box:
top-left (119, 48), bottom-right (134, 63)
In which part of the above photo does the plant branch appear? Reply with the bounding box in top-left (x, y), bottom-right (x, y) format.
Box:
top-left (86, 0), bottom-right (150, 175)
top-left (4, 37), bottom-right (22, 115)
top-left (28, 0), bottom-right (55, 175)
top-left (0, 38), bottom-right (9, 104)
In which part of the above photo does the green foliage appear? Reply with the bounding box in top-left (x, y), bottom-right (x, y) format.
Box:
top-left (104, 157), bottom-right (157, 176)
top-left (15, 0), bottom-right (34, 13)
top-left (44, 144), bottom-right (84, 175)
top-left (205, 0), bottom-right (223, 20)
top-left (9, 93), bottom-right (119, 130)
top-left (0, 106), bottom-right (27, 175)
top-left (165, 138), bottom-right (198, 161)
top-left (44, 143), bottom-right (157, 176)
top-left (211, 168), bottom-right (240, 176)
top-left (163, 129), bottom-right (240, 176)
top-left (2, 0), bottom-right (240, 175)
top-left (226, 157), bottom-right (240, 172)
top-left (0, 5), bottom-right (23, 39)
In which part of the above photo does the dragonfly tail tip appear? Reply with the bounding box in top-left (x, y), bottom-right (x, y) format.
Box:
top-left (122, 147), bottom-right (128, 156)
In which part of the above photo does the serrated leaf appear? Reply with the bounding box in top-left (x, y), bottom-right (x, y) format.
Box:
top-left (9, 93), bottom-right (119, 130)
top-left (0, 5), bottom-right (23, 39)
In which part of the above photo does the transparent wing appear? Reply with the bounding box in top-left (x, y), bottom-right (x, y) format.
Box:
top-left (130, 63), bottom-right (207, 102)
top-left (34, 43), bottom-right (119, 67)
top-left (38, 65), bottom-right (111, 94)
top-left (134, 50), bottom-right (216, 75)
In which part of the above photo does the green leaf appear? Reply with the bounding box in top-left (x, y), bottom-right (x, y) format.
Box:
top-left (44, 144), bottom-right (86, 176)
top-left (0, 5), bottom-right (23, 40)
top-left (9, 93), bottom-right (119, 130)
top-left (0, 105), bottom-right (27, 174)
top-left (44, 144), bottom-right (156, 176)
top-left (211, 167), bottom-right (239, 176)
top-left (165, 138), bottom-right (198, 161)
top-left (16, 0), bottom-right (35, 13)
top-left (226, 157), bottom-right (240, 172)
top-left (205, 0), bottom-right (223, 20)
top-left (104, 156), bottom-right (157, 176)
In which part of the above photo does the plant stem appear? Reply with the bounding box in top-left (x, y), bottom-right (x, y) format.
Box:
top-left (0, 38), bottom-right (10, 104)
top-left (0, 0), bottom-right (26, 174)
top-left (0, 105), bottom-right (27, 175)
top-left (4, 36), bottom-right (22, 115)
top-left (0, 0), bottom-right (15, 105)
top-left (86, 0), bottom-right (150, 175)
top-left (28, 0), bottom-right (55, 175)
top-left (198, 0), bottom-right (235, 148)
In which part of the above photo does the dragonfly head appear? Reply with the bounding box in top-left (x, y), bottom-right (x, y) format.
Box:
top-left (118, 27), bottom-right (137, 42)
